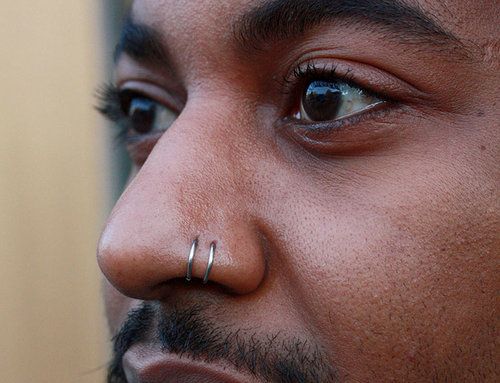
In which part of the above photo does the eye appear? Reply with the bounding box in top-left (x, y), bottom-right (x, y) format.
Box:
top-left (121, 93), bottom-right (177, 135)
top-left (296, 80), bottom-right (384, 123)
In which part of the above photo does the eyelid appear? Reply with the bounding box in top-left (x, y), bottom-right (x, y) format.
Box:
top-left (279, 103), bottom-right (407, 156)
top-left (291, 99), bottom-right (390, 130)
top-left (281, 57), bottom-right (428, 107)
top-left (118, 80), bottom-right (183, 114)
top-left (299, 98), bottom-right (387, 124)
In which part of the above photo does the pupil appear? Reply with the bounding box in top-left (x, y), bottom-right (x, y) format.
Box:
top-left (302, 81), bottom-right (342, 121)
top-left (129, 98), bottom-right (156, 134)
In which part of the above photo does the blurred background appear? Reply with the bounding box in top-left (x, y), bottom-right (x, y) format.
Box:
top-left (0, 1), bottom-right (131, 382)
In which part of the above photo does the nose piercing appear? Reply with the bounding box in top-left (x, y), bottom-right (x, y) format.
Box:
top-left (186, 239), bottom-right (197, 282)
top-left (203, 243), bottom-right (216, 284)
top-left (186, 239), bottom-right (216, 284)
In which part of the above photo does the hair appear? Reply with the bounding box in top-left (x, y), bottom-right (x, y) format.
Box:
top-left (108, 302), bottom-right (338, 383)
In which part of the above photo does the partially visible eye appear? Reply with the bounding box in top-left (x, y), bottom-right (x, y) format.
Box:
top-left (121, 92), bottom-right (177, 135)
top-left (295, 80), bottom-right (384, 123)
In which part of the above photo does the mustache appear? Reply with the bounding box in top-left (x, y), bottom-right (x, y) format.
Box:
top-left (107, 301), bottom-right (338, 383)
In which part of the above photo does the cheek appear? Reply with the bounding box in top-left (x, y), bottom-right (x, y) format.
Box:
top-left (266, 150), bottom-right (497, 378)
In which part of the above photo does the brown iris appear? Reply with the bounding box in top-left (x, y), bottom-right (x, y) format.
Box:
top-left (301, 80), bottom-right (343, 122)
top-left (127, 98), bottom-right (157, 134)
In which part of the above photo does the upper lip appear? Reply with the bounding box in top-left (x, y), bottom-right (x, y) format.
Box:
top-left (123, 343), bottom-right (263, 383)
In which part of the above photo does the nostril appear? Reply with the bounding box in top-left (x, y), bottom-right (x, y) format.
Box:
top-left (97, 199), bottom-right (267, 298)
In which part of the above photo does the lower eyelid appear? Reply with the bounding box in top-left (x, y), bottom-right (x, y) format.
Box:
top-left (336, 100), bottom-right (386, 121)
top-left (125, 130), bottom-right (166, 165)
top-left (125, 129), bottom-right (166, 145)
top-left (295, 99), bottom-right (389, 127)
top-left (281, 101), bottom-right (403, 152)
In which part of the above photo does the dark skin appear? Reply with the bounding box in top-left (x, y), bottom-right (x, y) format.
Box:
top-left (97, 0), bottom-right (499, 382)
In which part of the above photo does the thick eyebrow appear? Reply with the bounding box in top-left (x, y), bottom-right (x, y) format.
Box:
top-left (114, 0), bottom-right (468, 68)
top-left (234, 0), bottom-right (464, 53)
top-left (114, 16), bottom-right (171, 67)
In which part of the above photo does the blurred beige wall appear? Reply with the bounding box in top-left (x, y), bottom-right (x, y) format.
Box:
top-left (0, 1), bottom-right (108, 382)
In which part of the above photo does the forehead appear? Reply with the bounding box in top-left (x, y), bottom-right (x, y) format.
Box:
top-left (132, 0), bottom-right (250, 21)
top-left (130, 0), bottom-right (249, 39)
top-left (130, 0), bottom-right (498, 45)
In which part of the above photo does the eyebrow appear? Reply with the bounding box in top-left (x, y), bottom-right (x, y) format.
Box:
top-left (114, 15), bottom-right (170, 67)
top-left (115, 0), bottom-right (467, 67)
top-left (234, 0), bottom-right (464, 53)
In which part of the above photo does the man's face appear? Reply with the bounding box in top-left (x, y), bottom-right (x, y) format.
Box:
top-left (97, 0), bottom-right (499, 382)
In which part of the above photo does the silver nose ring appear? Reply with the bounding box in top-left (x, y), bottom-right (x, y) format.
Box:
top-left (186, 239), bottom-right (215, 284)
top-left (203, 243), bottom-right (215, 284)
top-left (186, 239), bottom-right (197, 282)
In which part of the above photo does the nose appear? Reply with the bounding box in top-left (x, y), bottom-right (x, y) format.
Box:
top-left (97, 105), bottom-right (267, 299)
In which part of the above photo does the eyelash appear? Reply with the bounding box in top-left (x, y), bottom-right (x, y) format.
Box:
top-left (96, 83), bottom-right (143, 145)
top-left (283, 61), bottom-right (388, 109)
top-left (282, 62), bottom-right (352, 89)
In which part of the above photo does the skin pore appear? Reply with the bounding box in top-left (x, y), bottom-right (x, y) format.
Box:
top-left (97, 0), bottom-right (499, 382)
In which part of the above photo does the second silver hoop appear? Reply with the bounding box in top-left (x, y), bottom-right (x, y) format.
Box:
top-left (203, 243), bottom-right (216, 284)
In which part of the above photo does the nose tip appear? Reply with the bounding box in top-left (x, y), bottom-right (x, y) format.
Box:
top-left (97, 208), bottom-right (267, 300)
top-left (96, 222), bottom-right (177, 300)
